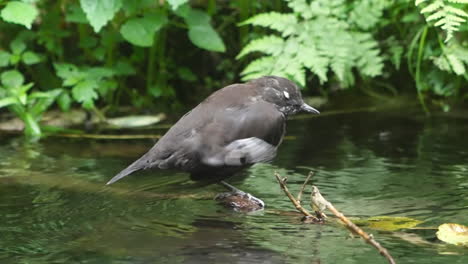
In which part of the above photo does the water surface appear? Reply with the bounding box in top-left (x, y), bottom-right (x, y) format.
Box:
top-left (1, 109), bottom-right (467, 263)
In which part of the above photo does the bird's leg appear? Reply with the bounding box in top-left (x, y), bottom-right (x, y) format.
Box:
top-left (215, 181), bottom-right (265, 212)
top-left (219, 181), bottom-right (244, 193)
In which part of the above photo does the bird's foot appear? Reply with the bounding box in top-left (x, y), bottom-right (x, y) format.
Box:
top-left (215, 181), bottom-right (265, 212)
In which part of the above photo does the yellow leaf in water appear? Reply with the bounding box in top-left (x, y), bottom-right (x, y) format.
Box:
top-left (355, 216), bottom-right (423, 231)
top-left (436, 223), bottom-right (468, 247)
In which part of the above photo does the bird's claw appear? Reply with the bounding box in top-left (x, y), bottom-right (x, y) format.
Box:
top-left (215, 190), bottom-right (265, 212)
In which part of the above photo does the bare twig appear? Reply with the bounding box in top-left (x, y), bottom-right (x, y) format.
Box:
top-left (311, 186), bottom-right (396, 264)
top-left (275, 172), bottom-right (314, 218)
top-left (297, 171), bottom-right (314, 203)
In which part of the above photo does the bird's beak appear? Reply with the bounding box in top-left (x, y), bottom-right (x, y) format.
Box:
top-left (301, 103), bottom-right (320, 114)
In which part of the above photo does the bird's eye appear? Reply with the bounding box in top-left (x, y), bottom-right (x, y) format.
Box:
top-left (283, 91), bottom-right (290, 99)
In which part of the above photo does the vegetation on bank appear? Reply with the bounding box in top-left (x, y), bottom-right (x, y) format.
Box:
top-left (0, 0), bottom-right (467, 138)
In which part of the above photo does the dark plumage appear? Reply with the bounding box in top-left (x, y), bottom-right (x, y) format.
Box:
top-left (107, 76), bottom-right (319, 185)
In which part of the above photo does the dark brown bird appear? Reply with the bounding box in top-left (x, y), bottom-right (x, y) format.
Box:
top-left (106, 76), bottom-right (319, 209)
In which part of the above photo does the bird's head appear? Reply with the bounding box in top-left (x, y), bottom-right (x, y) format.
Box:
top-left (250, 76), bottom-right (320, 116)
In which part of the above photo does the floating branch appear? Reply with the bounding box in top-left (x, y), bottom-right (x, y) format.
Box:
top-left (275, 171), bottom-right (324, 223)
top-left (275, 171), bottom-right (396, 264)
top-left (310, 185), bottom-right (396, 264)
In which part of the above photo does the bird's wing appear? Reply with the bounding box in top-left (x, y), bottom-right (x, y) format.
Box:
top-left (199, 100), bottom-right (285, 167)
top-left (203, 137), bottom-right (277, 167)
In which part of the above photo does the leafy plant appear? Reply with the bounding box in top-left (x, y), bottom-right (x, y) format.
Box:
top-left (0, 34), bottom-right (56, 138)
top-left (0, 70), bottom-right (61, 138)
top-left (237, 0), bottom-right (389, 88)
top-left (0, 1), bottom-right (38, 29)
top-left (0, 0), bottom-right (231, 138)
top-left (54, 63), bottom-right (119, 110)
top-left (416, 0), bottom-right (468, 42)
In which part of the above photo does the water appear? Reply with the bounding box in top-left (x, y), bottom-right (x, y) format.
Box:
top-left (1, 109), bottom-right (467, 263)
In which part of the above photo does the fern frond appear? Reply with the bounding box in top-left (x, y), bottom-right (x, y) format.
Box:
top-left (298, 43), bottom-right (329, 83)
top-left (420, 1), bottom-right (444, 13)
top-left (240, 56), bottom-right (275, 81)
top-left (417, 0), bottom-right (468, 42)
top-left (438, 42), bottom-right (468, 75)
top-left (448, 0), bottom-right (468, 3)
top-left (432, 55), bottom-right (452, 71)
top-left (353, 33), bottom-right (384, 77)
top-left (284, 61), bottom-right (306, 87)
top-left (239, 12), bottom-right (297, 37)
top-left (270, 56), bottom-right (306, 87)
top-left (350, 0), bottom-right (389, 30)
top-left (238, 0), bottom-right (388, 89)
top-left (426, 10), bottom-right (445, 21)
top-left (447, 54), bottom-right (466, 74)
top-left (445, 5), bottom-right (468, 17)
top-left (416, 0), bottom-right (430, 5)
top-left (285, 0), bottom-right (313, 19)
top-left (236, 36), bottom-right (284, 59)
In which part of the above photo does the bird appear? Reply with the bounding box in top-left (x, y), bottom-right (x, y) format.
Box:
top-left (106, 76), bottom-right (319, 210)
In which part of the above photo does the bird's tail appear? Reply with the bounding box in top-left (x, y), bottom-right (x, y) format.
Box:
top-left (106, 158), bottom-right (145, 185)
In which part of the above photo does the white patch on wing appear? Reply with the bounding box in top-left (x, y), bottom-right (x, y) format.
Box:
top-left (283, 91), bottom-right (290, 99)
top-left (202, 137), bottom-right (277, 167)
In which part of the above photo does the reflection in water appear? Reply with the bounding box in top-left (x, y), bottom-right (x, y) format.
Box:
top-left (0, 111), bottom-right (467, 263)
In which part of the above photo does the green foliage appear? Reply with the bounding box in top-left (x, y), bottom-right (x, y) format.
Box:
top-left (167, 0), bottom-right (189, 11)
top-left (0, 70), bottom-right (62, 138)
top-left (238, 0), bottom-right (388, 87)
top-left (176, 5), bottom-right (226, 52)
top-left (120, 11), bottom-right (168, 47)
top-left (0, 34), bottom-right (53, 138)
top-left (416, 0), bottom-right (468, 42)
top-left (79, 0), bottom-right (122, 33)
top-left (0, 1), bottom-right (38, 29)
top-left (0, 0), bottom-right (231, 138)
top-left (54, 63), bottom-right (119, 110)
top-left (0, 0), bottom-right (468, 140)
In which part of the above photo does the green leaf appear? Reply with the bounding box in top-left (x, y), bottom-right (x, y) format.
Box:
top-left (1, 70), bottom-right (24, 88)
top-left (85, 67), bottom-right (115, 79)
top-left (22, 51), bottom-right (42, 65)
top-left (23, 112), bottom-right (41, 137)
top-left (0, 96), bottom-right (18, 108)
top-left (114, 61), bottom-right (136, 75)
top-left (0, 1), bottom-right (39, 29)
top-left (10, 38), bottom-right (26, 54)
top-left (65, 4), bottom-right (88, 24)
top-left (188, 26), bottom-right (225, 52)
top-left (167, 0), bottom-right (188, 10)
top-left (54, 63), bottom-right (84, 86)
top-left (121, 0), bottom-right (154, 16)
top-left (57, 92), bottom-right (72, 111)
top-left (177, 67), bottom-right (197, 81)
top-left (29, 89), bottom-right (62, 118)
top-left (54, 63), bottom-right (79, 79)
top-left (97, 79), bottom-right (117, 96)
top-left (120, 12), bottom-right (167, 47)
top-left (184, 9), bottom-right (225, 52)
top-left (354, 216), bottom-right (423, 231)
top-left (9, 54), bottom-right (21, 65)
top-left (0, 51), bottom-right (11, 67)
top-left (80, 0), bottom-right (122, 32)
top-left (71, 80), bottom-right (98, 109)
top-left (436, 223), bottom-right (468, 246)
